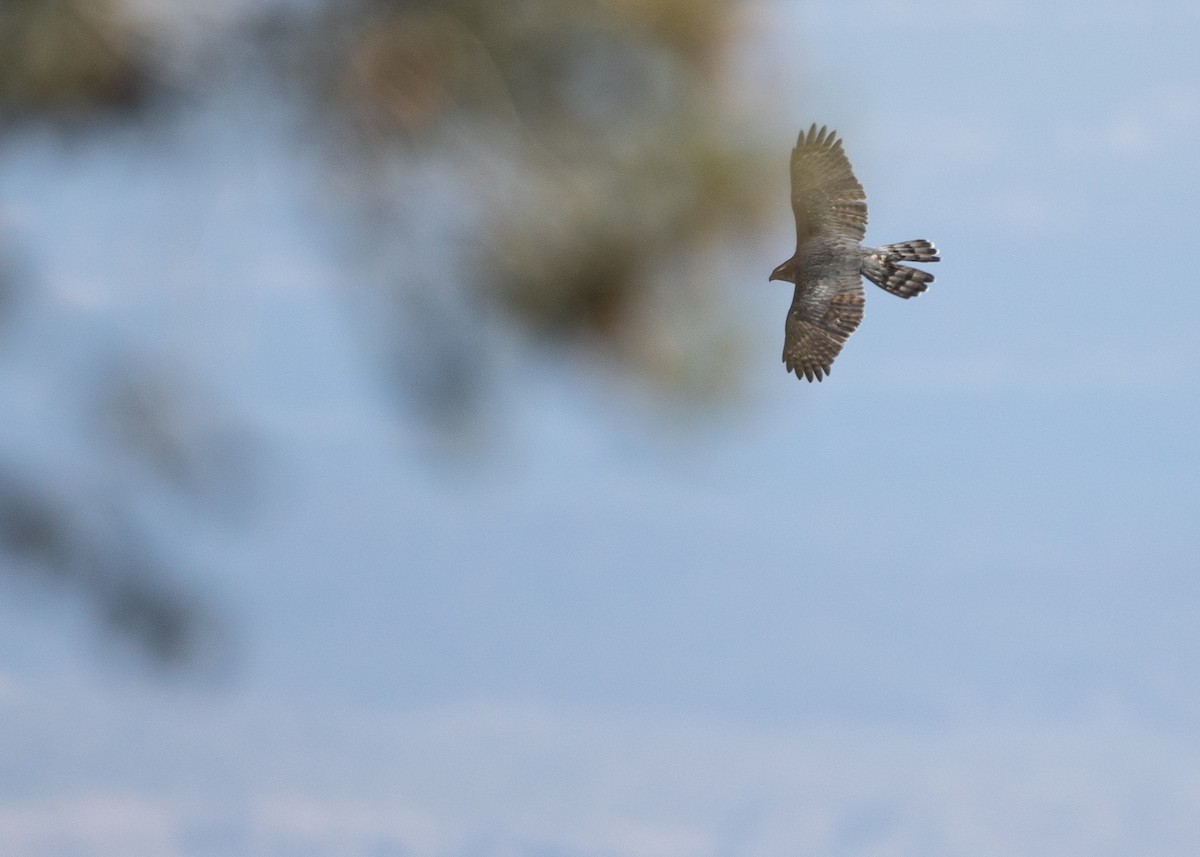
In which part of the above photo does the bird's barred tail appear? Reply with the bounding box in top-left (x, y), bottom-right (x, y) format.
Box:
top-left (862, 240), bottom-right (939, 299)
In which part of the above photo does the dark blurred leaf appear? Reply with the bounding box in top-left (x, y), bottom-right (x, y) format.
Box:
top-left (0, 463), bottom-right (236, 672)
top-left (0, 465), bottom-right (236, 674)
top-left (0, 473), bottom-right (75, 577)
top-left (0, 0), bottom-right (154, 120)
top-left (99, 575), bottom-right (235, 673)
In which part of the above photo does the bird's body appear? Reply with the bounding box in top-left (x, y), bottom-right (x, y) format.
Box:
top-left (770, 124), bottom-right (939, 381)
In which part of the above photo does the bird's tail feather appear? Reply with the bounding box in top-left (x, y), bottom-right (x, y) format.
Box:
top-left (862, 241), bottom-right (939, 299)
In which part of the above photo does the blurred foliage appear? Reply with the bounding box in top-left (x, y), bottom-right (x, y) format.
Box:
top-left (0, 0), bottom-right (154, 119)
top-left (0, 0), bottom-right (781, 668)
top-left (0, 464), bottom-right (235, 673)
top-left (298, 0), bottom-right (776, 402)
top-left (0, 249), bottom-right (246, 673)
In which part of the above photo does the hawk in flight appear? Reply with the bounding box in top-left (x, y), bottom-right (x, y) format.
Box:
top-left (770, 124), bottom-right (939, 381)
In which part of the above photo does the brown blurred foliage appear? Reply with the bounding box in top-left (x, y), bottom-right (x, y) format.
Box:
top-left (0, 0), bottom-right (153, 118)
top-left (303, 0), bottom-right (776, 399)
top-left (0, 0), bottom-right (780, 668)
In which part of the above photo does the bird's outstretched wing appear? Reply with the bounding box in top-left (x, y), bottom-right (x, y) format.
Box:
top-left (791, 124), bottom-right (867, 245)
top-left (782, 273), bottom-right (865, 381)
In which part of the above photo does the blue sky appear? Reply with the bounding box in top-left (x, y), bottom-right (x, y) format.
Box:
top-left (3, 0), bottom-right (1200, 853)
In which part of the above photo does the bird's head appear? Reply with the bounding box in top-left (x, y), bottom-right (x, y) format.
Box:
top-left (769, 258), bottom-right (798, 284)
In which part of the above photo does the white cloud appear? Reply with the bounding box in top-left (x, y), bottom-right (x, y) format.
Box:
top-left (3, 690), bottom-right (1200, 856)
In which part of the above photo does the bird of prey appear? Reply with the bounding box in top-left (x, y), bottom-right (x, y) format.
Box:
top-left (770, 124), bottom-right (939, 381)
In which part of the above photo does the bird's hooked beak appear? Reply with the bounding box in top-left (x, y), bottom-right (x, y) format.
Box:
top-left (769, 260), bottom-right (794, 283)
